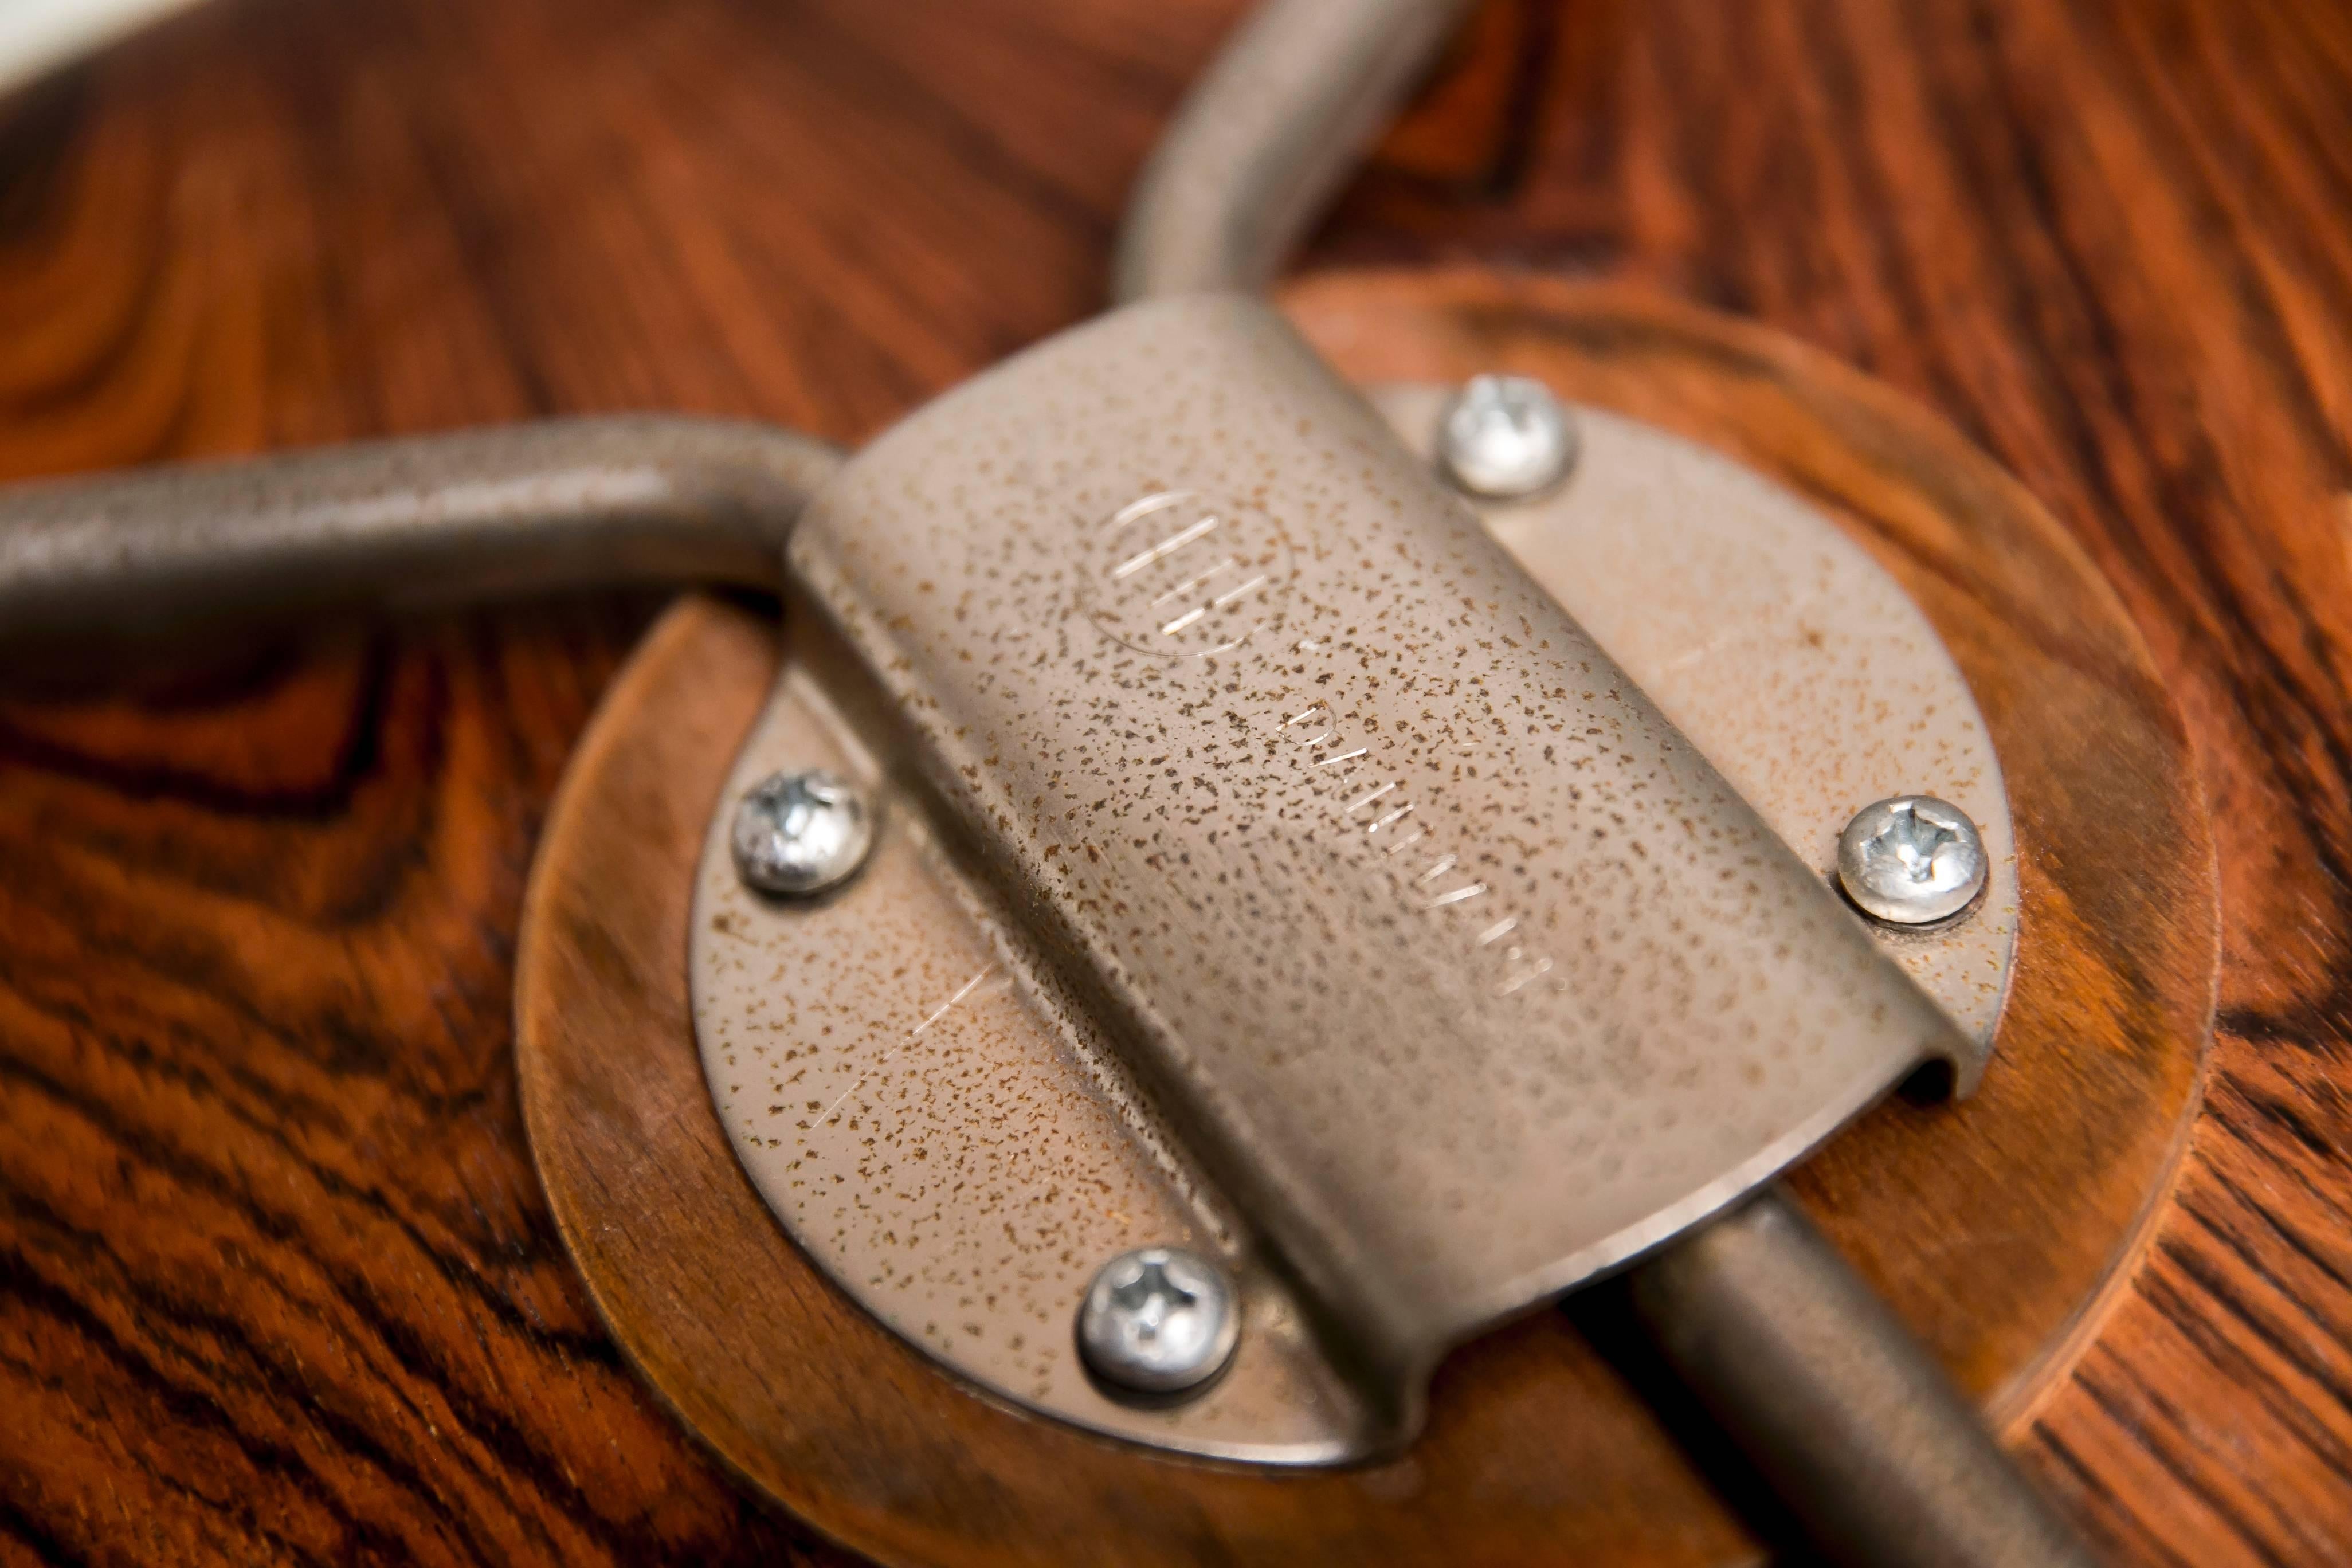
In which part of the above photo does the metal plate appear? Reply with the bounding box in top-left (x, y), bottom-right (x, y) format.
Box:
top-left (691, 654), bottom-right (1381, 1463)
top-left (1371, 386), bottom-right (2018, 1050)
top-left (691, 327), bottom-right (2014, 1466)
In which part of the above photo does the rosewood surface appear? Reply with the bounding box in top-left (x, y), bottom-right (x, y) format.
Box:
top-left (2, 1), bottom-right (2349, 1563)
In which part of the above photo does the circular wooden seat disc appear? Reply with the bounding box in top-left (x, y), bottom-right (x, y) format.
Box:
top-left (515, 272), bottom-right (2217, 1567)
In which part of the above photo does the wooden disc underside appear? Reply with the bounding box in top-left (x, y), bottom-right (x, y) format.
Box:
top-left (514, 272), bottom-right (2218, 1567)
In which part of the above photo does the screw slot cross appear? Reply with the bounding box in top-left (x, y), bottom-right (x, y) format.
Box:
top-left (1075, 1246), bottom-right (1238, 1396)
top-left (1108, 1258), bottom-right (1195, 1343)
top-left (1836, 793), bottom-right (1989, 927)
top-left (1873, 801), bottom-right (1961, 883)
top-left (730, 768), bottom-right (877, 896)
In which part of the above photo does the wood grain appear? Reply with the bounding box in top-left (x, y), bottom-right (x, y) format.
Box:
top-left (0, 0), bottom-right (2347, 1562)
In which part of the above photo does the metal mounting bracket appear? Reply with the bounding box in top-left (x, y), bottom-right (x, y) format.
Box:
top-left (687, 297), bottom-right (2016, 1463)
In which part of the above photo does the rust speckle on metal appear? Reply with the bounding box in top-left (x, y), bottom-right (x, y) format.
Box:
top-left (693, 295), bottom-right (1994, 1460)
top-left (1369, 385), bottom-right (2017, 1051)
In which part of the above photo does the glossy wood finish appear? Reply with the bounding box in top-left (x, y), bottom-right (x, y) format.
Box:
top-left (1, 0), bottom-right (2348, 1562)
top-left (517, 270), bottom-right (2215, 1565)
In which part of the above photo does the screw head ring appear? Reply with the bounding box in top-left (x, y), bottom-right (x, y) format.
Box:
top-left (1075, 1246), bottom-right (1239, 1397)
top-left (730, 769), bottom-right (876, 896)
top-left (1436, 374), bottom-right (1579, 501)
top-left (1837, 794), bottom-right (1988, 926)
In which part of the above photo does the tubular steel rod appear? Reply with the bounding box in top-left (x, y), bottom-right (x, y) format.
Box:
top-left (0, 415), bottom-right (840, 650)
top-left (1626, 1190), bottom-right (2099, 1568)
top-left (1112, 0), bottom-right (1475, 301)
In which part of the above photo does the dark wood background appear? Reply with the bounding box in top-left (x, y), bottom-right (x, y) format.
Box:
top-left (0, 0), bottom-right (2347, 1563)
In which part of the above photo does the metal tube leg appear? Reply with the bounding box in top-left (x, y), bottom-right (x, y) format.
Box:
top-left (0, 415), bottom-right (841, 656)
top-left (1113, 0), bottom-right (1473, 301)
top-left (1625, 1189), bottom-right (2099, 1568)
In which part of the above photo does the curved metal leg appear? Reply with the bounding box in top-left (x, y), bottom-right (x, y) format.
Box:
top-left (1114, 0), bottom-right (1474, 301)
top-left (0, 415), bottom-right (839, 651)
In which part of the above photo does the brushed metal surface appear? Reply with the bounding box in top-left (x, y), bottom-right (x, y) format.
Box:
top-left (691, 295), bottom-right (2001, 1459)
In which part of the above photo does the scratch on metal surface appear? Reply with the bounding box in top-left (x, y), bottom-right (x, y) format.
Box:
top-left (812, 962), bottom-right (1000, 1130)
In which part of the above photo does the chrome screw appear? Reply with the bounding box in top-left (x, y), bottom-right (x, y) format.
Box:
top-left (1436, 374), bottom-right (1578, 501)
top-left (1837, 795), bottom-right (1988, 926)
top-left (1075, 1246), bottom-right (1238, 1397)
top-left (730, 769), bottom-right (876, 896)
